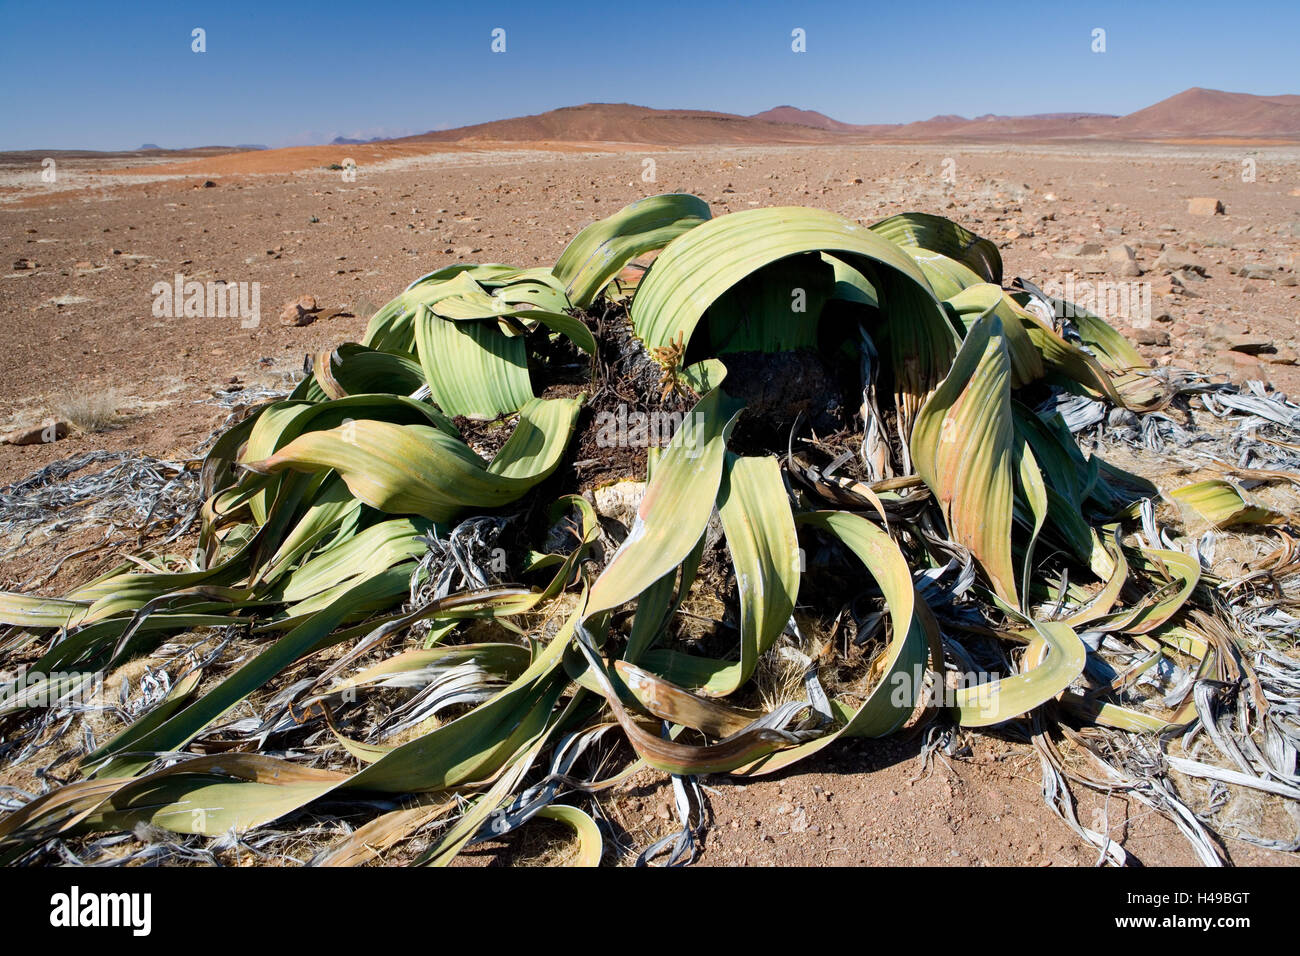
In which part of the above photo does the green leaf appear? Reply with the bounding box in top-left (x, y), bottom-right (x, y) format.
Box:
top-left (243, 397), bottom-right (582, 523)
top-left (911, 309), bottom-right (1021, 605)
top-left (553, 194), bottom-right (711, 307)
top-left (585, 388), bottom-right (742, 617)
top-left (869, 212), bottom-right (1002, 285)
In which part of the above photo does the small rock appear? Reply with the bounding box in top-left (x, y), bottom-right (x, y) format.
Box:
top-left (279, 294), bottom-right (320, 327)
top-left (1210, 350), bottom-right (1269, 385)
top-left (1133, 328), bottom-right (1170, 347)
top-left (1153, 249), bottom-right (1207, 275)
top-left (13, 257), bottom-right (37, 270)
top-left (1150, 275), bottom-right (1188, 298)
top-left (1187, 197), bottom-right (1224, 216)
top-left (1239, 264), bottom-right (1275, 281)
top-left (1055, 255), bottom-right (1109, 274)
top-left (1062, 241), bottom-right (1104, 256)
top-left (1106, 244), bottom-right (1136, 261)
top-left (1206, 325), bottom-right (1274, 354)
top-left (2, 421), bottom-right (69, 445)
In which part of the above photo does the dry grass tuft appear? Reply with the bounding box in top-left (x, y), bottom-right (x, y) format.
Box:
top-left (51, 387), bottom-right (132, 433)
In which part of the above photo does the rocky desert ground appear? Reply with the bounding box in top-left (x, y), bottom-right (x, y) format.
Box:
top-left (1, 138), bottom-right (1298, 866)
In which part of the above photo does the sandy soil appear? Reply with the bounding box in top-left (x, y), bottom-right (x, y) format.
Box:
top-left (1, 141), bottom-right (1297, 866)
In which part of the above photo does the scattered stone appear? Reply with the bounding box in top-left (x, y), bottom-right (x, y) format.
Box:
top-left (1205, 324), bottom-right (1274, 354)
top-left (13, 257), bottom-right (37, 270)
top-left (1239, 264), bottom-right (1276, 281)
top-left (279, 294), bottom-right (320, 327)
top-left (2, 421), bottom-right (69, 445)
top-left (1187, 197), bottom-right (1224, 216)
top-left (1153, 249), bottom-right (1207, 275)
top-left (1061, 241), bottom-right (1103, 256)
top-left (1210, 350), bottom-right (1269, 386)
top-left (1056, 255), bottom-right (1109, 274)
top-left (1150, 274), bottom-right (1196, 298)
top-left (1133, 328), bottom-right (1170, 347)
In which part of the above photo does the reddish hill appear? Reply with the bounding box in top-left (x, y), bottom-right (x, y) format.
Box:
top-left (749, 105), bottom-right (869, 132)
top-left (408, 103), bottom-right (845, 146)
top-left (1110, 87), bottom-right (1300, 139)
top-left (411, 90), bottom-right (1299, 145)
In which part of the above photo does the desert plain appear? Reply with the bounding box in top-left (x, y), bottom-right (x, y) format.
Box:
top-left (1, 104), bottom-right (1298, 866)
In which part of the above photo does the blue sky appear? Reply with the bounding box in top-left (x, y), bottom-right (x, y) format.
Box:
top-left (1, 0), bottom-right (1297, 150)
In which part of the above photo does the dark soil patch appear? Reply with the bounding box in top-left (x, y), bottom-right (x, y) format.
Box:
top-left (721, 348), bottom-right (854, 451)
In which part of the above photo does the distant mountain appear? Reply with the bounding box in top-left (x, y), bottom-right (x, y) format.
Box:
top-left (83, 88), bottom-right (1299, 169)
top-left (406, 89), bottom-right (1299, 145)
top-left (408, 103), bottom-right (846, 146)
top-left (749, 106), bottom-right (864, 131)
top-left (1110, 87), bottom-right (1300, 138)
top-left (136, 143), bottom-right (267, 153)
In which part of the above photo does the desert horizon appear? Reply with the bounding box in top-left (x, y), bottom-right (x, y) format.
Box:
top-left (7, 86), bottom-right (1300, 160)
